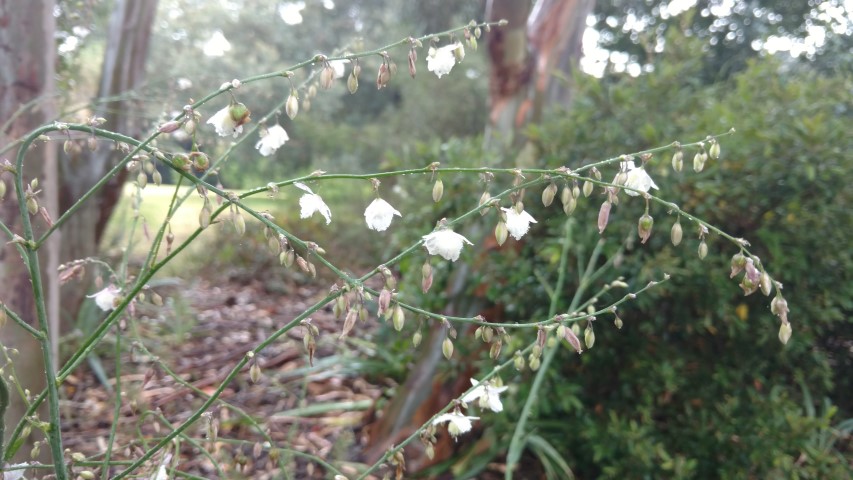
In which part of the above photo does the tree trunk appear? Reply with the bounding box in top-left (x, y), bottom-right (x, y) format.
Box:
top-left (0, 0), bottom-right (59, 463)
top-left (365, 0), bottom-right (594, 471)
top-left (58, 0), bottom-right (159, 335)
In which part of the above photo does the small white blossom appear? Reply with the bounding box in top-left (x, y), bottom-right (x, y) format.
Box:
top-left (206, 106), bottom-right (242, 137)
top-left (619, 160), bottom-right (659, 196)
top-left (364, 198), bottom-right (402, 232)
top-left (330, 59), bottom-right (348, 79)
top-left (3, 463), bottom-right (32, 480)
top-left (426, 43), bottom-right (461, 78)
top-left (462, 378), bottom-right (509, 413)
top-left (423, 229), bottom-right (473, 262)
top-left (433, 412), bottom-right (479, 439)
top-left (295, 182), bottom-right (331, 224)
top-left (501, 207), bottom-right (537, 240)
top-left (255, 124), bottom-right (289, 156)
top-left (88, 285), bottom-right (119, 312)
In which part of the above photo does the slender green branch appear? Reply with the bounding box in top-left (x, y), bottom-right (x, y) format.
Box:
top-left (101, 325), bottom-right (122, 480)
top-left (1, 303), bottom-right (45, 340)
top-left (0, 374), bottom-right (8, 463)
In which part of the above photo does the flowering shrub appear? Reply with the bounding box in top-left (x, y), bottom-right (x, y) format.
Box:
top-left (0, 19), bottom-right (801, 480)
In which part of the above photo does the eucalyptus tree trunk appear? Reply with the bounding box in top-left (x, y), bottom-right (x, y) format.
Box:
top-left (58, 0), bottom-right (159, 334)
top-left (366, 0), bottom-right (594, 470)
top-left (0, 0), bottom-right (59, 463)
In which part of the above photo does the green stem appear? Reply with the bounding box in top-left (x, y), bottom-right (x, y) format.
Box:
top-left (0, 374), bottom-right (8, 463)
top-left (101, 325), bottom-right (122, 480)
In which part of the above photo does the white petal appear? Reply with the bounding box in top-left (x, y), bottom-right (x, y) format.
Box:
top-left (461, 385), bottom-right (486, 404)
top-left (502, 208), bottom-right (538, 240)
top-left (88, 285), bottom-right (119, 312)
top-left (255, 124), bottom-right (289, 156)
top-left (299, 193), bottom-right (332, 224)
top-left (294, 182), bottom-right (314, 194)
top-left (423, 229), bottom-right (473, 262)
top-left (206, 106), bottom-right (240, 137)
top-left (426, 44), bottom-right (459, 78)
top-left (364, 198), bottom-right (402, 232)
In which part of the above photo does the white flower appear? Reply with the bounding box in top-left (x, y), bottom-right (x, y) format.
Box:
top-left (364, 198), bottom-right (402, 232)
top-left (3, 463), bottom-right (31, 480)
top-left (422, 229), bottom-right (473, 262)
top-left (619, 160), bottom-right (659, 196)
top-left (206, 106), bottom-right (243, 138)
top-left (433, 412), bottom-right (479, 439)
top-left (462, 378), bottom-right (509, 413)
top-left (501, 207), bottom-right (537, 240)
top-left (426, 43), bottom-right (461, 78)
top-left (295, 182), bottom-right (332, 224)
top-left (88, 285), bottom-right (119, 312)
top-left (255, 124), bottom-right (289, 156)
top-left (329, 59), bottom-right (348, 79)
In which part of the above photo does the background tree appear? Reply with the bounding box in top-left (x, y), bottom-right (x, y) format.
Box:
top-left (0, 0), bottom-right (59, 463)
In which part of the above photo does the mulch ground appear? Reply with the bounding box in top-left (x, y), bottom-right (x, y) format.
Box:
top-left (60, 277), bottom-right (390, 479)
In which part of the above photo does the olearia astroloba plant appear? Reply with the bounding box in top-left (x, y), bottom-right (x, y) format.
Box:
top-left (0, 17), bottom-right (793, 480)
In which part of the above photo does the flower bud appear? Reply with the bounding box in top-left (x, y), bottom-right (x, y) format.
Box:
top-left (563, 325), bottom-right (583, 354)
top-left (0, 179), bottom-right (6, 200)
top-left (770, 294), bottom-right (789, 324)
top-left (421, 260), bottom-right (433, 293)
top-left (572, 184), bottom-right (581, 199)
top-left (584, 326), bottom-right (595, 349)
top-left (152, 170), bottom-right (162, 186)
top-left (672, 150), bottom-right (683, 172)
top-left (233, 211), bottom-right (246, 236)
top-left (614, 315), bottom-right (623, 329)
top-left (698, 239), bottom-right (708, 259)
top-left (709, 141), bottom-right (721, 160)
top-left (229, 102), bottom-right (251, 127)
top-left (347, 72), bottom-right (359, 94)
top-left (563, 195), bottom-right (577, 216)
top-left (529, 356), bottom-right (541, 371)
top-left (172, 153), bottom-right (190, 171)
top-left (489, 340), bottom-right (502, 359)
top-left (378, 288), bottom-right (392, 316)
top-left (442, 338), bottom-right (454, 359)
top-left (778, 322), bottom-right (792, 345)
top-left (136, 172), bottom-right (147, 189)
top-left (432, 179), bottom-right (444, 202)
top-left (638, 213), bottom-right (654, 244)
top-left (320, 65), bottom-right (335, 89)
top-left (560, 185), bottom-right (570, 206)
top-left (193, 153), bottom-right (210, 171)
top-left (408, 49), bottom-right (417, 78)
top-left (159, 121), bottom-right (182, 133)
top-left (79, 471), bottom-right (95, 480)
top-left (597, 201), bottom-right (611, 234)
top-left (582, 180), bottom-right (594, 197)
top-left (412, 330), bottom-right (422, 348)
top-left (250, 362), bottom-right (261, 383)
top-left (495, 221), bottom-right (508, 246)
top-left (760, 271), bottom-right (772, 296)
top-left (482, 326), bottom-right (494, 343)
top-left (730, 252), bottom-right (747, 278)
top-left (283, 249), bottom-right (295, 268)
top-left (671, 220), bottom-right (683, 246)
top-left (542, 182), bottom-right (557, 207)
top-left (479, 191), bottom-right (491, 215)
top-left (286, 92), bottom-right (299, 119)
top-left (27, 197), bottom-right (39, 215)
top-left (376, 63), bottom-right (390, 89)
top-left (392, 305), bottom-right (405, 331)
top-left (693, 152), bottom-right (706, 172)
top-left (514, 351), bottom-right (526, 371)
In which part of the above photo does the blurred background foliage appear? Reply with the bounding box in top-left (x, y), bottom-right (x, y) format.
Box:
top-left (51, 0), bottom-right (852, 477)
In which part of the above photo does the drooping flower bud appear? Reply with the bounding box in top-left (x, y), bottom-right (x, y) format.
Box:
top-left (392, 304), bottom-right (405, 331)
top-left (421, 260), bottom-right (433, 293)
top-left (597, 201), bottom-right (612, 234)
top-left (638, 213), bottom-right (654, 244)
top-left (584, 325), bottom-right (595, 349)
top-left (495, 221), bottom-right (508, 246)
top-left (249, 362), bottom-right (262, 383)
top-left (693, 151), bottom-right (706, 172)
top-left (709, 141), bottom-right (721, 160)
top-left (614, 315), bottom-right (624, 329)
top-left (432, 179), bottom-right (444, 202)
top-left (770, 294), bottom-right (789, 324)
top-left (232, 210), bottom-right (246, 236)
top-left (347, 72), bottom-right (359, 94)
top-left (378, 288), bottom-right (392, 317)
top-left (376, 63), bottom-right (390, 89)
top-left (514, 351), bottom-right (526, 371)
top-left (778, 321), bottom-right (792, 345)
top-left (671, 220), bottom-right (683, 246)
top-left (760, 271), bottom-right (773, 296)
top-left (442, 338), bottom-right (454, 359)
top-left (286, 91), bottom-right (299, 119)
top-left (582, 180), bottom-right (594, 197)
top-left (412, 329), bottom-right (422, 348)
top-left (159, 121), bottom-right (182, 133)
top-left (560, 185), bottom-right (570, 207)
top-left (563, 324), bottom-right (583, 354)
top-left (489, 340), bottom-right (502, 359)
top-left (672, 150), bottom-right (683, 172)
top-left (320, 64), bottom-right (335, 90)
top-left (479, 191), bottom-right (491, 216)
top-left (698, 239), bottom-right (708, 259)
top-left (542, 182), bottom-right (557, 207)
top-left (229, 102), bottom-right (251, 127)
top-left (730, 252), bottom-right (747, 278)
top-left (408, 48), bottom-right (417, 78)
